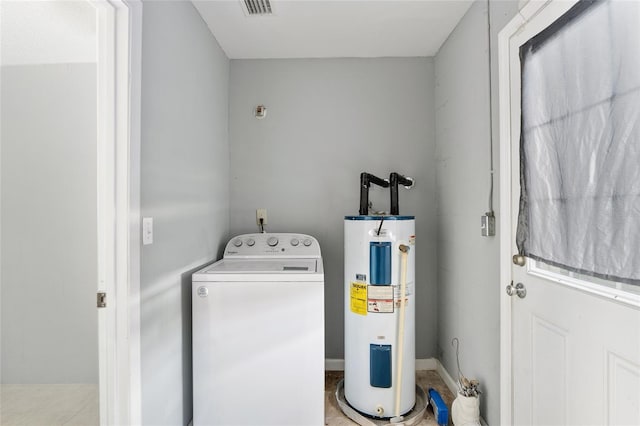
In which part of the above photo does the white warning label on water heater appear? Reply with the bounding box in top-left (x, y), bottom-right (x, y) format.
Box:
top-left (393, 281), bottom-right (414, 298)
top-left (367, 285), bottom-right (394, 313)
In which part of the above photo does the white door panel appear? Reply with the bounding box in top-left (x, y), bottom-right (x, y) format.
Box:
top-left (511, 271), bottom-right (640, 425)
top-left (500, 1), bottom-right (640, 424)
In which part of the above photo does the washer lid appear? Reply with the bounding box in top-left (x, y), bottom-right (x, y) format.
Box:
top-left (200, 258), bottom-right (319, 274)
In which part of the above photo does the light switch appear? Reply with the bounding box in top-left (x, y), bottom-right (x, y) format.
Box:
top-left (142, 217), bottom-right (153, 245)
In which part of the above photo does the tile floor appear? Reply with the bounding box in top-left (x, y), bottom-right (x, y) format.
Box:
top-left (325, 370), bottom-right (455, 425)
top-left (0, 384), bottom-right (98, 426)
top-left (1, 372), bottom-right (452, 426)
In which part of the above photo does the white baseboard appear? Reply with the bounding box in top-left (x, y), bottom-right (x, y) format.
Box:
top-left (434, 358), bottom-right (459, 395)
top-left (415, 358), bottom-right (438, 370)
top-left (325, 358), bottom-right (345, 371)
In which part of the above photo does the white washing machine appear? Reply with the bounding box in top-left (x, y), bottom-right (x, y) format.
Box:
top-left (192, 233), bottom-right (325, 426)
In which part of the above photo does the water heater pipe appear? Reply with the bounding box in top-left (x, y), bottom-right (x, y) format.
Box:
top-left (390, 173), bottom-right (414, 216)
top-left (392, 244), bottom-right (410, 421)
top-left (360, 172), bottom-right (390, 215)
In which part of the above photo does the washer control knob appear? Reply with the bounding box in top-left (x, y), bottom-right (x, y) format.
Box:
top-left (290, 238), bottom-right (299, 247)
top-left (233, 239), bottom-right (243, 247)
top-left (246, 238), bottom-right (255, 247)
top-left (267, 237), bottom-right (279, 247)
top-left (303, 238), bottom-right (312, 247)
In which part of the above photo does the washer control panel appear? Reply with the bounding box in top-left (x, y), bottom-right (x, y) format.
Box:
top-left (224, 233), bottom-right (321, 258)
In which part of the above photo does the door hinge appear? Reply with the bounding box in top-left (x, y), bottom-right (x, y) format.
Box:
top-left (97, 292), bottom-right (107, 308)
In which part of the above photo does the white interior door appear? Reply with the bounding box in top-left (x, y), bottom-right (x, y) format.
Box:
top-left (1, 1), bottom-right (141, 425)
top-left (500, 1), bottom-right (640, 425)
top-left (1, 2), bottom-right (101, 424)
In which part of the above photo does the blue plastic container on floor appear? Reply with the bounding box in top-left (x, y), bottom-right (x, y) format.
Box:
top-left (428, 388), bottom-right (449, 426)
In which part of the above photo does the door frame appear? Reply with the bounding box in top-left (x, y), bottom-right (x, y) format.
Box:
top-left (95, 0), bottom-right (142, 424)
top-left (498, 0), bottom-right (584, 423)
top-left (498, 6), bottom-right (526, 423)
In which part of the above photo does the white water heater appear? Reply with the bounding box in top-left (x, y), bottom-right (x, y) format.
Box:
top-left (344, 215), bottom-right (416, 418)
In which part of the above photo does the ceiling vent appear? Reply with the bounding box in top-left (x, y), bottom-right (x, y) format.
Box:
top-left (243, 0), bottom-right (273, 16)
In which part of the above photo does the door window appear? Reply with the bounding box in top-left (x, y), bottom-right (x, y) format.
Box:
top-left (517, 0), bottom-right (640, 288)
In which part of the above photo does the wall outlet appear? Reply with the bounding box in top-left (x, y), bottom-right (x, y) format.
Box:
top-left (142, 217), bottom-right (153, 245)
top-left (256, 209), bottom-right (267, 225)
top-left (481, 212), bottom-right (495, 237)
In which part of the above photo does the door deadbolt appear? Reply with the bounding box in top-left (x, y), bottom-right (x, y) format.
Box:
top-left (506, 282), bottom-right (526, 298)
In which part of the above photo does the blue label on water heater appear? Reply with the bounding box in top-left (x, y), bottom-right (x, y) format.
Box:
top-left (370, 344), bottom-right (392, 388)
top-left (370, 242), bottom-right (391, 285)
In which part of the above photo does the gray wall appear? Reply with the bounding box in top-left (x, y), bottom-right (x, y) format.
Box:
top-left (1, 63), bottom-right (98, 383)
top-left (228, 58), bottom-right (437, 359)
top-left (434, 1), bottom-right (518, 424)
top-left (140, 1), bottom-right (229, 425)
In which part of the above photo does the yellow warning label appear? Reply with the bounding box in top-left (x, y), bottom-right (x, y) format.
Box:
top-left (350, 282), bottom-right (367, 316)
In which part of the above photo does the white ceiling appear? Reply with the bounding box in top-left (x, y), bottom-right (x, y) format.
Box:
top-left (192, 0), bottom-right (473, 59)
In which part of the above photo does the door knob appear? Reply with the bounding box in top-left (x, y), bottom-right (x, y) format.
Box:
top-left (506, 282), bottom-right (527, 298)
top-left (512, 254), bottom-right (526, 266)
